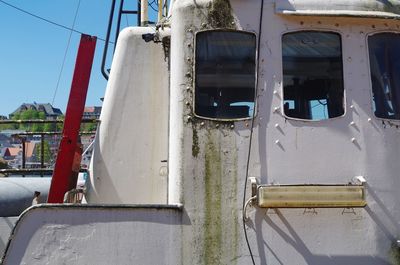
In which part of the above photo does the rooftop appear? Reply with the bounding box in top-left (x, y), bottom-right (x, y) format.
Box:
top-left (10, 103), bottom-right (63, 118)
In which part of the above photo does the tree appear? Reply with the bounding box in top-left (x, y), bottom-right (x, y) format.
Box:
top-left (31, 111), bottom-right (45, 132)
top-left (12, 113), bottom-right (21, 120)
top-left (38, 112), bottom-right (46, 120)
top-left (35, 140), bottom-right (52, 163)
top-left (10, 110), bottom-right (46, 131)
top-left (57, 115), bottom-right (65, 131)
top-left (9, 112), bottom-right (21, 130)
top-left (81, 122), bottom-right (98, 132)
top-left (0, 157), bottom-right (8, 169)
top-left (0, 123), bottom-right (14, 131)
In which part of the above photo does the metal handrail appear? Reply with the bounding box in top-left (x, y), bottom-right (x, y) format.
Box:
top-left (11, 131), bottom-right (96, 136)
top-left (101, 0), bottom-right (140, 80)
top-left (0, 119), bottom-right (97, 177)
top-left (0, 118), bottom-right (98, 124)
top-left (0, 168), bottom-right (88, 176)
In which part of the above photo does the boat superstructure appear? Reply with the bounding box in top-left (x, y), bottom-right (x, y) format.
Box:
top-left (2, 0), bottom-right (400, 264)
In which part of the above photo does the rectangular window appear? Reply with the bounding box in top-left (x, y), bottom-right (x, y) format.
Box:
top-left (194, 30), bottom-right (256, 120)
top-left (368, 33), bottom-right (400, 120)
top-left (282, 31), bottom-right (345, 120)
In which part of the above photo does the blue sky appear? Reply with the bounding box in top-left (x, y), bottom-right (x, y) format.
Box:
top-left (0, 0), bottom-right (144, 116)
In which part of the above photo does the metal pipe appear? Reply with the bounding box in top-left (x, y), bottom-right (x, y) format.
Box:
top-left (164, 0), bottom-right (168, 17)
top-left (12, 131), bottom-right (96, 136)
top-left (0, 168), bottom-right (88, 175)
top-left (0, 178), bottom-right (51, 217)
top-left (0, 168), bottom-right (53, 175)
top-left (114, 0), bottom-right (124, 52)
top-left (21, 137), bottom-right (26, 172)
top-left (0, 119), bottom-right (63, 124)
top-left (121, 10), bottom-right (138, 14)
top-left (101, 0), bottom-right (116, 80)
top-left (82, 140), bottom-right (95, 157)
top-left (141, 0), bottom-right (148, 26)
top-left (158, 0), bottom-right (163, 22)
top-left (41, 134), bottom-right (44, 177)
top-left (137, 1), bottom-right (141, 26)
top-left (0, 118), bottom-right (98, 125)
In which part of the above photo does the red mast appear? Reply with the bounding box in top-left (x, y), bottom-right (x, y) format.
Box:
top-left (48, 34), bottom-right (97, 203)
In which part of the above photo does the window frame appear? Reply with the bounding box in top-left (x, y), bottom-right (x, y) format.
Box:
top-left (193, 29), bottom-right (258, 121)
top-left (366, 30), bottom-right (400, 122)
top-left (280, 29), bottom-right (347, 122)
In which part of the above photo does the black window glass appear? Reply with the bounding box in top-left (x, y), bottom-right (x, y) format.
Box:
top-left (195, 31), bottom-right (256, 119)
top-left (368, 33), bottom-right (400, 120)
top-left (282, 31), bottom-right (345, 120)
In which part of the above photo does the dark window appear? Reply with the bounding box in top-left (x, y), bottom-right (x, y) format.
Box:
top-left (194, 30), bottom-right (256, 120)
top-left (368, 33), bottom-right (400, 120)
top-left (282, 31), bottom-right (345, 120)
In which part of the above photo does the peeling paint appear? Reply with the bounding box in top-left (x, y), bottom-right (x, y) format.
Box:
top-left (381, 120), bottom-right (400, 129)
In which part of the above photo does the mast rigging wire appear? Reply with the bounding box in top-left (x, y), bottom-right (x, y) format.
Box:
top-left (242, 0), bottom-right (265, 264)
top-left (0, 0), bottom-right (111, 43)
top-left (51, 0), bottom-right (81, 106)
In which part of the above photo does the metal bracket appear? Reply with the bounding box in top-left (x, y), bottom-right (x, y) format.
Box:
top-left (249, 177), bottom-right (259, 198)
top-left (243, 177), bottom-right (259, 221)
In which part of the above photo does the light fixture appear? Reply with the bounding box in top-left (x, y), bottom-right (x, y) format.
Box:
top-left (257, 184), bottom-right (366, 208)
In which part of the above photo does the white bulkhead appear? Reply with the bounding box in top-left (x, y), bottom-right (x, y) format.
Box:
top-left (87, 27), bottom-right (169, 204)
top-left (84, 0), bottom-right (400, 264)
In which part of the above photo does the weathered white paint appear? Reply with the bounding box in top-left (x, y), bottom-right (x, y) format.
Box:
top-left (140, 0), bottom-right (149, 25)
top-left (8, 0), bottom-right (398, 264)
top-left (2, 205), bottom-right (182, 265)
top-left (246, 2), bottom-right (400, 264)
top-left (276, 0), bottom-right (400, 19)
top-left (168, 0), bottom-right (400, 264)
top-left (86, 27), bottom-right (169, 204)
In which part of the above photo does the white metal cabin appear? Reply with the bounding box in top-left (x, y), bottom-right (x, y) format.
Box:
top-left (3, 0), bottom-right (400, 264)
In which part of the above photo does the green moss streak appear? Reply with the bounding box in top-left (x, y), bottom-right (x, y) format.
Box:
top-left (231, 151), bottom-right (239, 261)
top-left (207, 0), bottom-right (235, 28)
top-left (390, 242), bottom-right (400, 265)
top-left (204, 132), bottom-right (222, 264)
top-left (192, 125), bottom-right (200, 158)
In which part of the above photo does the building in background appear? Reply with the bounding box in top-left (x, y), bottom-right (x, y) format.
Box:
top-left (82, 106), bottom-right (101, 120)
top-left (9, 103), bottom-right (63, 120)
top-left (2, 141), bottom-right (36, 168)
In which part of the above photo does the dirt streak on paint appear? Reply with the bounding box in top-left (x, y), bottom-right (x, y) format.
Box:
top-left (203, 132), bottom-right (223, 264)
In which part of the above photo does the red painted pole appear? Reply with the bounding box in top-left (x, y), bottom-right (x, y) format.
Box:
top-left (48, 34), bottom-right (97, 203)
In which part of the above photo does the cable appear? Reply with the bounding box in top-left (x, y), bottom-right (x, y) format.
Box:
top-left (242, 0), bottom-right (264, 264)
top-left (51, 0), bottom-right (81, 106)
top-left (0, 0), bottom-right (110, 42)
top-left (125, 14), bottom-right (129, 27)
top-left (149, 0), bottom-right (159, 12)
